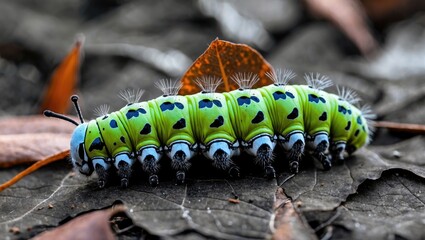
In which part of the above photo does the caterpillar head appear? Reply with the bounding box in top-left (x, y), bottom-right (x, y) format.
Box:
top-left (44, 95), bottom-right (93, 175)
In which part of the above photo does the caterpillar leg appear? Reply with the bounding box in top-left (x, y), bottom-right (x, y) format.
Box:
top-left (205, 141), bottom-right (239, 178)
top-left (330, 141), bottom-right (346, 164)
top-left (308, 132), bottom-right (331, 170)
top-left (168, 142), bottom-right (194, 184)
top-left (281, 131), bottom-right (305, 174)
top-left (246, 135), bottom-right (276, 179)
top-left (138, 147), bottom-right (161, 186)
top-left (92, 158), bottom-right (111, 188)
top-left (114, 153), bottom-right (135, 188)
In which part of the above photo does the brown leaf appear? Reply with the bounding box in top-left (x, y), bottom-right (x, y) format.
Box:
top-left (0, 115), bottom-right (75, 135)
top-left (32, 206), bottom-right (126, 240)
top-left (0, 133), bottom-right (70, 168)
top-left (304, 0), bottom-right (379, 57)
top-left (179, 38), bottom-right (274, 94)
top-left (272, 187), bottom-right (317, 240)
top-left (39, 36), bottom-right (84, 114)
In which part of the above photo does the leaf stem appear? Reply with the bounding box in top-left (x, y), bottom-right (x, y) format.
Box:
top-left (0, 150), bottom-right (69, 192)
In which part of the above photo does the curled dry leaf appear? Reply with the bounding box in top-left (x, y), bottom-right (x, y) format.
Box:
top-left (179, 38), bottom-right (274, 94)
top-left (32, 206), bottom-right (126, 240)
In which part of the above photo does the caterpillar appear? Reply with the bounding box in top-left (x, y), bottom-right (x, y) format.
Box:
top-left (44, 69), bottom-right (374, 188)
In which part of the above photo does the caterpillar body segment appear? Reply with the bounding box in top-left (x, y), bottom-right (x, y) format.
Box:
top-left (149, 94), bottom-right (196, 183)
top-left (258, 84), bottom-right (305, 173)
top-left (118, 101), bottom-right (162, 186)
top-left (46, 71), bottom-right (373, 188)
top-left (186, 92), bottom-right (239, 175)
top-left (223, 88), bottom-right (276, 177)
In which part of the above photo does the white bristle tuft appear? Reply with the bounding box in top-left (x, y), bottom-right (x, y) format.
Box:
top-left (231, 72), bottom-right (260, 90)
top-left (360, 104), bottom-right (376, 144)
top-left (155, 79), bottom-right (182, 96)
top-left (266, 68), bottom-right (296, 86)
top-left (93, 104), bottom-right (110, 117)
top-left (194, 76), bottom-right (222, 93)
top-left (304, 73), bottom-right (333, 90)
top-left (119, 89), bottom-right (145, 104)
top-left (336, 86), bottom-right (360, 105)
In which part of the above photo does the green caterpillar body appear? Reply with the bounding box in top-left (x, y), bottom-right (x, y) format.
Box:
top-left (66, 72), bottom-right (372, 188)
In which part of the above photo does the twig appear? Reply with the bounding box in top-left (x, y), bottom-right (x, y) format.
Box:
top-left (374, 121), bottom-right (425, 134)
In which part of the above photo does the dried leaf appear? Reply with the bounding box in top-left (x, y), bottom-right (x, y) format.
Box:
top-left (324, 171), bottom-right (425, 239)
top-left (0, 115), bottom-right (75, 135)
top-left (0, 134), bottom-right (70, 168)
top-left (272, 187), bottom-right (317, 240)
top-left (32, 206), bottom-right (125, 240)
top-left (39, 36), bottom-right (84, 114)
top-left (179, 38), bottom-right (274, 94)
top-left (279, 137), bottom-right (425, 212)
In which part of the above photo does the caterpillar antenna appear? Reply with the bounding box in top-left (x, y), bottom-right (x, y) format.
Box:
top-left (71, 95), bottom-right (84, 123)
top-left (43, 110), bottom-right (79, 126)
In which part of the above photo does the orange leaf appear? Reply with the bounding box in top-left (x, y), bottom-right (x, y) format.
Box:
top-left (39, 36), bottom-right (84, 114)
top-left (179, 38), bottom-right (274, 95)
top-left (32, 205), bottom-right (125, 240)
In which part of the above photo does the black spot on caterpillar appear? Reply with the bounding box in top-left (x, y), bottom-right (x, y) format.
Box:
top-left (173, 118), bottom-right (186, 129)
top-left (287, 108), bottom-right (299, 120)
top-left (210, 116), bottom-right (224, 128)
top-left (251, 111), bottom-right (264, 124)
top-left (345, 121), bottom-right (351, 131)
top-left (319, 112), bottom-right (327, 121)
top-left (140, 123), bottom-right (152, 135)
top-left (89, 137), bottom-right (104, 152)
